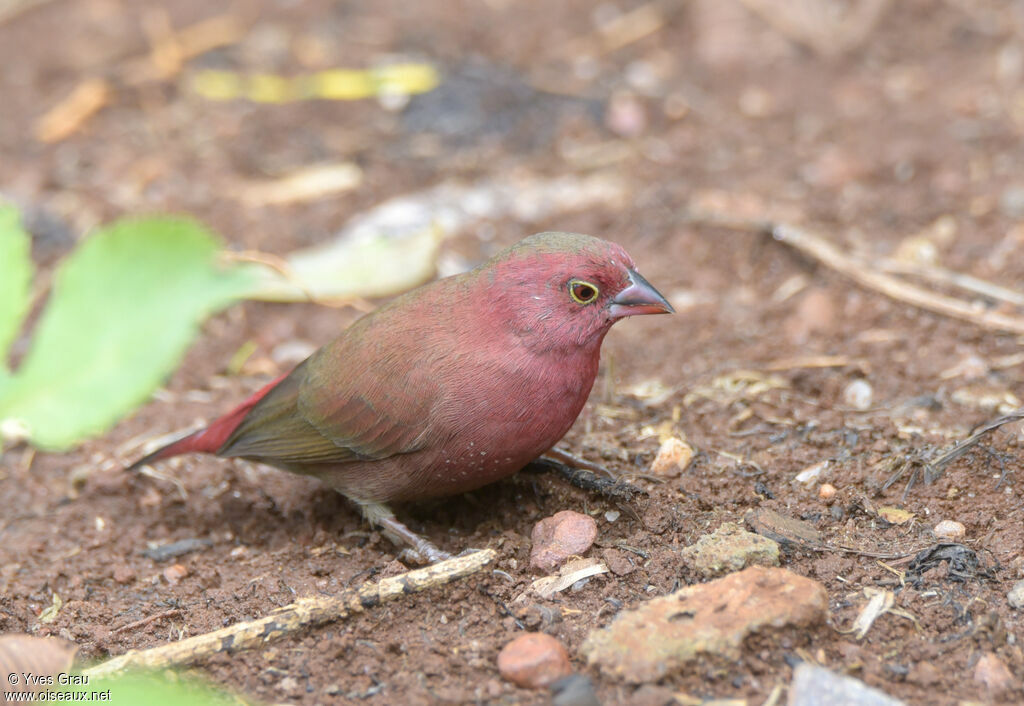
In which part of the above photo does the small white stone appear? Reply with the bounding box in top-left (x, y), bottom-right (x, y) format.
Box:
top-left (1008, 579), bottom-right (1024, 609)
top-left (795, 460), bottom-right (827, 484)
top-left (842, 379), bottom-right (874, 410)
top-left (649, 437), bottom-right (694, 477)
top-left (934, 519), bottom-right (966, 540)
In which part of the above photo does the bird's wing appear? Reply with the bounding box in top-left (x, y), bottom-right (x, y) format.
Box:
top-left (216, 359), bottom-right (361, 464)
top-left (295, 332), bottom-right (435, 460)
top-left (219, 332), bottom-right (437, 465)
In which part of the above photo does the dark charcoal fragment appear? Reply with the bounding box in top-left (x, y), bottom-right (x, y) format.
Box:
top-left (905, 543), bottom-right (995, 585)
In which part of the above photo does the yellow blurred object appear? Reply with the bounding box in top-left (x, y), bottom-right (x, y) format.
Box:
top-left (191, 63), bottom-right (440, 103)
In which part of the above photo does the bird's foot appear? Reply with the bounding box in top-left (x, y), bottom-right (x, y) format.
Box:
top-left (375, 514), bottom-right (452, 565)
top-left (528, 450), bottom-right (644, 501)
top-left (545, 446), bottom-right (616, 477)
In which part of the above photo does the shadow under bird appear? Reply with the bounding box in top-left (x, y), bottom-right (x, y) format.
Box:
top-left (129, 231), bottom-right (674, 561)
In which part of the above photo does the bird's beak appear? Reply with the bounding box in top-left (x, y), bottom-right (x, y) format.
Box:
top-left (609, 269), bottom-right (675, 318)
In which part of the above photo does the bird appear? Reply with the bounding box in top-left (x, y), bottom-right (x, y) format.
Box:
top-left (129, 232), bottom-right (674, 562)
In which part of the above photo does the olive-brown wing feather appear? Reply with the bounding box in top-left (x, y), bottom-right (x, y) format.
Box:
top-left (297, 336), bottom-right (435, 460)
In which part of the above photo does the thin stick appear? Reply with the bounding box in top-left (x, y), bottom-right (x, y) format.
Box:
top-left (925, 409), bottom-right (1024, 481)
top-left (771, 223), bottom-right (1024, 335)
top-left (686, 214), bottom-right (1024, 336)
top-left (82, 549), bottom-right (495, 678)
top-left (111, 609), bottom-right (182, 636)
top-left (879, 260), bottom-right (1024, 308)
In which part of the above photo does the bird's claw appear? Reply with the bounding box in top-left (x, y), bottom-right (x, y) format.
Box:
top-left (373, 512), bottom-right (453, 565)
top-left (545, 447), bottom-right (616, 478)
top-left (397, 546), bottom-right (453, 566)
top-left (526, 453), bottom-right (644, 501)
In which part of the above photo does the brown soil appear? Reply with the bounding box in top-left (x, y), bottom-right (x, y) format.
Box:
top-left (2, 1), bottom-right (1023, 704)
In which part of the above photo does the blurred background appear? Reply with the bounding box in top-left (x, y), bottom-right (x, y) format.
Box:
top-left (6, 0), bottom-right (1024, 365)
top-left (4, 1), bottom-right (1024, 703)
top-left (5, 0), bottom-right (1023, 269)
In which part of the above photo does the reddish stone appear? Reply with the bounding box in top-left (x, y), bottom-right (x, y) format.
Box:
top-left (497, 633), bottom-right (572, 688)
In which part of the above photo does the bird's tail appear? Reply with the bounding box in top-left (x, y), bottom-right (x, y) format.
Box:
top-left (126, 370), bottom-right (292, 472)
top-left (125, 429), bottom-right (212, 472)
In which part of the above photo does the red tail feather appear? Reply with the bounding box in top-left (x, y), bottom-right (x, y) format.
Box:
top-left (126, 371), bottom-right (290, 471)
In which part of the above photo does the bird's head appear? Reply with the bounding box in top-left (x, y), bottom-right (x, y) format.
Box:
top-left (479, 232), bottom-right (674, 352)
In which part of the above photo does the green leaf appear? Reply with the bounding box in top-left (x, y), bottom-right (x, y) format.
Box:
top-left (83, 671), bottom-right (239, 705)
top-left (0, 205), bottom-right (33, 379)
top-left (0, 217), bottom-right (255, 450)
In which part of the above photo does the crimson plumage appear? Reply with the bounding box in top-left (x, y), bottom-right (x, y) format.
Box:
top-left (130, 232), bottom-right (673, 560)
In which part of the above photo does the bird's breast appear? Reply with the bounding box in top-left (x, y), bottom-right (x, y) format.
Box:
top-left (406, 344), bottom-right (601, 500)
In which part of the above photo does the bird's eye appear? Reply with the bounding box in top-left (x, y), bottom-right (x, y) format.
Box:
top-left (568, 279), bottom-right (600, 305)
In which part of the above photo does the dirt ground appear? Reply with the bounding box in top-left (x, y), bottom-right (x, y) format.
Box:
top-left (2, 0), bottom-right (1024, 703)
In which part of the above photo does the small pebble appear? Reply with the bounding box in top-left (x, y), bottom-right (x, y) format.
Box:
top-left (648, 437), bottom-right (694, 477)
top-left (795, 460), bottom-right (827, 484)
top-left (605, 91), bottom-right (647, 137)
top-left (631, 684), bottom-right (681, 706)
top-left (1007, 579), bottom-right (1024, 609)
top-left (818, 483), bottom-right (837, 501)
top-left (602, 548), bottom-right (635, 576)
top-left (842, 379), bottom-right (874, 410)
top-left (788, 664), bottom-right (903, 706)
top-left (973, 652), bottom-right (1014, 695)
top-left (1000, 184), bottom-right (1024, 218)
top-left (663, 93), bottom-right (689, 120)
top-left (785, 289), bottom-right (835, 342)
top-left (681, 522), bottom-right (780, 577)
top-left (530, 511), bottom-right (598, 572)
top-left (550, 673), bottom-right (600, 706)
top-left (112, 565), bottom-right (136, 585)
top-left (162, 564), bottom-right (189, 585)
top-left (908, 660), bottom-right (941, 687)
top-left (142, 537), bottom-right (212, 562)
top-left (497, 633), bottom-right (572, 688)
top-left (801, 145), bottom-right (868, 189)
top-left (933, 520), bottom-right (966, 540)
top-left (738, 86), bottom-right (773, 117)
top-left (277, 676), bottom-right (300, 694)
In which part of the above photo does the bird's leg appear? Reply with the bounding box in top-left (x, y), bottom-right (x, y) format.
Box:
top-left (357, 500), bottom-right (452, 564)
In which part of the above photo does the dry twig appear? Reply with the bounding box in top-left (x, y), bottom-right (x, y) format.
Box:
top-left (111, 609), bottom-right (182, 636)
top-left (772, 222), bottom-right (1024, 335)
top-left (926, 409), bottom-right (1024, 480)
top-left (33, 12), bottom-right (245, 142)
top-left (82, 549), bottom-right (495, 678)
top-left (685, 214), bottom-right (1024, 336)
top-left (883, 408), bottom-right (1024, 495)
top-left (738, 0), bottom-right (890, 57)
